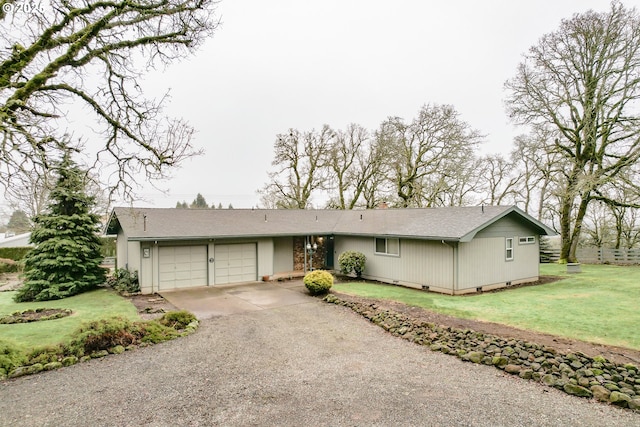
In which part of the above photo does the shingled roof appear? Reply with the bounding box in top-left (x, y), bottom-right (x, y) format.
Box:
top-left (106, 205), bottom-right (555, 242)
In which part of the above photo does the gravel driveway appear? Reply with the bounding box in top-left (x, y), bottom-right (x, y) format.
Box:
top-left (1, 298), bottom-right (638, 427)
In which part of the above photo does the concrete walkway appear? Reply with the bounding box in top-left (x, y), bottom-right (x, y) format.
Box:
top-left (160, 280), bottom-right (312, 319)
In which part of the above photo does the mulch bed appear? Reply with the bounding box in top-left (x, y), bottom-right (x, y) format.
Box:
top-left (125, 293), bottom-right (180, 320)
top-left (0, 308), bottom-right (72, 324)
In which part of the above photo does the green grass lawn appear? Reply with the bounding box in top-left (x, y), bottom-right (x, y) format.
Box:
top-left (0, 288), bottom-right (140, 350)
top-left (333, 263), bottom-right (640, 350)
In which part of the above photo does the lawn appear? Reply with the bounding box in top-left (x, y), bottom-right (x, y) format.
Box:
top-left (333, 263), bottom-right (640, 350)
top-left (0, 288), bottom-right (139, 350)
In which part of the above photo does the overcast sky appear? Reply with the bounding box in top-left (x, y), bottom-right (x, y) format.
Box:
top-left (4, 0), bottom-right (638, 216)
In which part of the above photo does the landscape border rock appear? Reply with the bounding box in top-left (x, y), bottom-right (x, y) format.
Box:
top-left (323, 293), bottom-right (640, 411)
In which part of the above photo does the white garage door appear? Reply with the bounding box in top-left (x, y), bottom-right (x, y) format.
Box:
top-left (159, 246), bottom-right (208, 290)
top-left (215, 243), bottom-right (257, 285)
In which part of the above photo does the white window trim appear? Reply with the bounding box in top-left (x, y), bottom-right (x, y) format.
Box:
top-left (506, 237), bottom-right (514, 261)
top-left (374, 237), bottom-right (400, 257)
top-left (519, 236), bottom-right (536, 245)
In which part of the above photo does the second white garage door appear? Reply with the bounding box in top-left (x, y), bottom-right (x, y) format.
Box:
top-left (159, 246), bottom-right (208, 290)
top-left (214, 243), bottom-right (257, 285)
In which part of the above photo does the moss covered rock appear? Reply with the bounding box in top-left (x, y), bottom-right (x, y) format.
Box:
top-left (463, 351), bottom-right (485, 364)
top-left (610, 391), bottom-right (632, 407)
top-left (563, 383), bottom-right (592, 398)
top-left (590, 385), bottom-right (611, 402)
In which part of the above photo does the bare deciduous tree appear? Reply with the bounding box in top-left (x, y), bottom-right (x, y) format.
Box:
top-left (2, 162), bottom-right (53, 220)
top-left (325, 124), bottom-right (388, 209)
top-left (377, 104), bottom-right (483, 208)
top-left (0, 0), bottom-right (220, 201)
top-left (505, 1), bottom-right (640, 262)
top-left (478, 154), bottom-right (521, 206)
top-left (259, 126), bottom-right (333, 209)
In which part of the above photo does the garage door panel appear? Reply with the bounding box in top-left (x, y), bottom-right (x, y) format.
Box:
top-left (214, 243), bottom-right (256, 285)
top-left (159, 245), bottom-right (207, 290)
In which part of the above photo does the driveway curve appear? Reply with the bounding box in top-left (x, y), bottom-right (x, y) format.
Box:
top-left (1, 299), bottom-right (638, 426)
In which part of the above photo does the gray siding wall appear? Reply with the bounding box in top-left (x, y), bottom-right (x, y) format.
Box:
top-left (458, 215), bottom-right (540, 290)
top-left (273, 236), bottom-right (294, 273)
top-left (127, 240), bottom-right (141, 275)
top-left (334, 236), bottom-right (454, 291)
top-left (474, 214), bottom-right (537, 238)
top-left (255, 237), bottom-right (273, 278)
top-left (139, 242), bottom-right (153, 293)
top-left (116, 228), bottom-right (128, 270)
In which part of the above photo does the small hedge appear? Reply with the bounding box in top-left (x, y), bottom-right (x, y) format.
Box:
top-left (304, 270), bottom-right (334, 295)
top-left (338, 251), bottom-right (366, 278)
top-left (0, 247), bottom-right (31, 261)
top-left (0, 340), bottom-right (27, 377)
top-left (0, 258), bottom-right (20, 274)
top-left (1, 310), bottom-right (199, 380)
top-left (106, 268), bottom-right (140, 294)
top-left (159, 310), bottom-right (197, 330)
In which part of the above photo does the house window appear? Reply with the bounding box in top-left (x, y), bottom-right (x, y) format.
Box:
top-left (519, 236), bottom-right (536, 245)
top-left (375, 237), bottom-right (400, 256)
top-left (506, 238), bottom-right (514, 261)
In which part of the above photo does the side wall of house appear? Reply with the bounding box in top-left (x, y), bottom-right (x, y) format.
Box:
top-left (126, 240), bottom-right (141, 275)
top-left (273, 236), bottom-right (294, 273)
top-left (457, 215), bottom-right (540, 292)
top-left (334, 236), bottom-right (455, 293)
top-left (115, 228), bottom-right (129, 270)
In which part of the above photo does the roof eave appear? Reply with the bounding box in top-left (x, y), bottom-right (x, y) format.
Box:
top-left (459, 206), bottom-right (556, 242)
top-left (126, 232), bottom-right (328, 241)
top-left (333, 232), bottom-right (461, 241)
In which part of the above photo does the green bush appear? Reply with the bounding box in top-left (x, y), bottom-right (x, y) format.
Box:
top-left (27, 346), bottom-right (61, 365)
top-left (338, 251), bottom-right (366, 278)
top-left (303, 270), bottom-right (334, 295)
top-left (139, 321), bottom-right (180, 344)
top-left (0, 339), bottom-right (27, 377)
top-left (0, 310), bottom-right (199, 379)
top-left (64, 312), bottom-right (196, 356)
top-left (106, 268), bottom-right (140, 294)
top-left (0, 247), bottom-right (32, 261)
top-left (65, 317), bottom-right (140, 357)
top-left (159, 310), bottom-right (197, 330)
top-left (0, 261), bottom-right (19, 274)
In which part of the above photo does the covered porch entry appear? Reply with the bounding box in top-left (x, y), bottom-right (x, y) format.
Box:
top-left (270, 235), bottom-right (334, 280)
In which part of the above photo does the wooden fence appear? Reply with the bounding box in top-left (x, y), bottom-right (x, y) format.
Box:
top-left (542, 248), bottom-right (640, 264)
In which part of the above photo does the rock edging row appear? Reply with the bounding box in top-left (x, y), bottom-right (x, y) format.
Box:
top-left (323, 294), bottom-right (640, 411)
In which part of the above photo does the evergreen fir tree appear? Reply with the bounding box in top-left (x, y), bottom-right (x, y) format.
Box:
top-left (14, 153), bottom-right (107, 302)
top-left (190, 193), bottom-right (208, 209)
